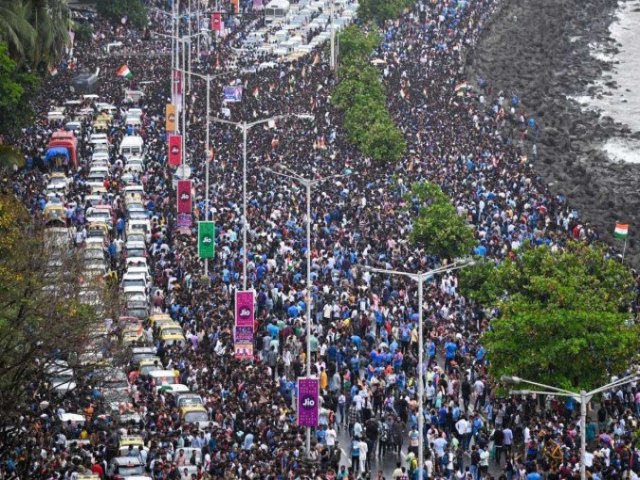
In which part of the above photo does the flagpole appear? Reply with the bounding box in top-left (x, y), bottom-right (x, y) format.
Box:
top-left (622, 237), bottom-right (628, 264)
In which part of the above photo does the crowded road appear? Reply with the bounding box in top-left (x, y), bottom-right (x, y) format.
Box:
top-left (2, 0), bottom-right (639, 479)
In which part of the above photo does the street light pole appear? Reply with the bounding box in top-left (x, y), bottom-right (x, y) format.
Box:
top-left (262, 165), bottom-right (351, 456)
top-left (179, 69), bottom-right (233, 274)
top-left (242, 123), bottom-right (247, 290)
top-left (329, 0), bottom-right (335, 70)
top-left (181, 37), bottom-right (186, 166)
top-left (364, 260), bottom-right (475, 478)
top-left (204, 74), bottom-right (210, 276)
top-left (211, 114), bottom-right (314, 289)
top-left (188, 0), bottom-right (192, 92)
top-left (504, 374), bottom-right (640, 480)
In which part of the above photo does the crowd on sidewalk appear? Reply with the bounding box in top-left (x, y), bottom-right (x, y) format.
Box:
top-left (3, 0), bottom-right (640, 479)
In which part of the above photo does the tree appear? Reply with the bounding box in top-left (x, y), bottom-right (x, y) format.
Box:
top-left (0, 1), bottom-right (35, 64)
top-left (407, 181), bottom-right (475, 259)
top-left (332, 66), bottom-right (386, 111)
top-left (361, 119), bottom-right (407, 163)
top-left (461, 242), bottom-right (639, 391)
top-left (358, 0), bottom-right (416, 24)
top-left (336, 25), bottom-right (380, 65)
top-left (0, 194), bottom-right (107, 464)
top-left (0, 0), bottom-right (71, 68)
top-left (96, 0), bottom-right (148, 29)
top-left (26, 0), bottom-right (73, 69)
top-left (0, 42), bottom-right (39, 136)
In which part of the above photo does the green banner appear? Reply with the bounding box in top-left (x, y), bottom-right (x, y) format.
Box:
top-left (198, 221), bottom-right (215, 259)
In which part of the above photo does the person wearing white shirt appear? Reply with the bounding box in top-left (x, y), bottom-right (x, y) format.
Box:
top-left (358, 438), bottom-right (368, 473)
top-left (326, 426), bottom-right (337, 454)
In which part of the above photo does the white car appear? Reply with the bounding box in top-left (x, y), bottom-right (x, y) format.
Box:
top-left (90, 133), bottom-right (110, 146)
top-left (122, 272), bottom-right (149, 291)
top-left (46, 361), bottom-right (76, 395)
top-left (126, 157), bottom-right (144, 173)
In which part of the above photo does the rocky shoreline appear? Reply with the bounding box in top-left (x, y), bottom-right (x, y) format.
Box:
top-left (468, 0), bottom-right (640, 265)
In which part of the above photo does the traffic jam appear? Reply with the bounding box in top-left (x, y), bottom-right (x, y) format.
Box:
top-left (38, 87), bottom-right (209, 479)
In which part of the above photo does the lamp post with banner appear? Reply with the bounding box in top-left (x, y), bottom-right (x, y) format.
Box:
top-left (210, 114), bottom-right (314, 289)
top-left (262, 165), bottom-right (351, 456)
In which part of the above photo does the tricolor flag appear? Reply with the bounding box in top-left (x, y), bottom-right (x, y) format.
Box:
top-left (48, 65), bottom-right (58, 76)
top-left (454, 81), bottom-right (468, 93)
top-left (614, 223), bottom-right (629, 239)
top-left (116, 64), bottom-right (133, 79)
top-left (252, 87), bottom-right (260, 99)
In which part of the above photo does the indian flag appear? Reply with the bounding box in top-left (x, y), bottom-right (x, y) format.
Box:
top-left (454, 81), bottom-right (468, 92)
top-left (252, 87), bottom-right (260, 99)
top-left (116, 64), bottom-right (133, 79)
top-left (614, 223), bottom-right (629, 239)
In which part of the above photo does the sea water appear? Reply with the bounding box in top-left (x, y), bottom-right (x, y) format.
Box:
top-left (574, 0), bottom-right (640, 163)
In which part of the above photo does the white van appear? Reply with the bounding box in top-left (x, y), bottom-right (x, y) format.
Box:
top-left (119, 136), bottom-right (144, 158)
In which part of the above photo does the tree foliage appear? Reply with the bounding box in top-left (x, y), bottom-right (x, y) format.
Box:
top-left (0, 42), bottom-right (39, 136)
top-left (332, 26), bottom-right (406, 163)
top-left (460, 242), bottom-right (639, 391)
top-left (0, 0), bottom-right (71, 68)
top-left (407, 181), bottom-right (475, 260)
top-left (0, 194), bottom-right (105, 451)
top-left (358, 0), bottom-right (417, 24)
top-left (96, 0), bottom-right (148, 29)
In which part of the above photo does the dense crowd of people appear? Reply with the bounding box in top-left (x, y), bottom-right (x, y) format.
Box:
top-left (3, 0), bottom-right (640, 479)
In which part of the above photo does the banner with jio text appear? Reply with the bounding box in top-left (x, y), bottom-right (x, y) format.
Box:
top-left (168, 134), bottom-right (182, 166)
top-left (211, 12), bottom-right (222, 31)
top-left (198, 221), bottom-right (215, 259)
top-left (297, 377), bottom-right (319, 427)
top-left (166, 104), bottom-right (177, 132)
top-left (235, 290), bottom-right (254, 328)
top-left (234, 325), bottom-right (254, 360)
top-left (177, 179), bottom-right (192, 214)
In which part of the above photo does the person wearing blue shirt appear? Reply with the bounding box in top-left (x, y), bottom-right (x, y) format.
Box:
top-left (445, 341), bottom-right (457, 359)
top-left (287, 304), bottom-right (299, 318)
top-left (476, 346), bottom-right (486, 363)
top-left (426, 340), bottom-right (436, 360)
top-left (267, 322), bottom-right (279, 339)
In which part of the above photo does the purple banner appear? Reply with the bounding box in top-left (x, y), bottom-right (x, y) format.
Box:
top-left (223, 85), bottom-right (243, 102)
top-left (234, 326), bottom-right (254, 360)
top-left (235, 290), bottom-right (254, 328)
top-left (176, 213), bottom-right (193, 228)
top-left (297, 378), bottom-right (319, 427)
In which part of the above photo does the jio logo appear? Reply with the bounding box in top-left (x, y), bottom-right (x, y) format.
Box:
top-left (301, 395), bottom-right (315, 410)
top-left (239, 307), bottom-right (251, 318)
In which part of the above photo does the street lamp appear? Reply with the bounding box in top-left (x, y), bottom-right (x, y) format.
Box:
top-left (181, 69), bottom-right (234, 276)
top-left (211, 114), bottom-right (314, 289)
top-left (502, 373), bottom-right (640, 480)
top-left (262, 164), bottom-right (351, 456)
top-left (362, 259), bottom-right (475, 478)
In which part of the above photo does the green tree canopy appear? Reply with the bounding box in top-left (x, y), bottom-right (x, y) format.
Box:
top-left (332, 24), bottom-right (406, 163)
top-left (337, 25), bottom-right (380, 65)
top-left (461, 242), bottom-right (639, 391)
top-left (0, 0), bottom-right (71, 68)
top-left (0, 42), bottom-right (39, 135)
top-left (96, 0), bottom-right (148, 29)
top-left (358, 0), bottom-right (417, 24)
top-left (0, 194), bottom-right (108, 462)
top-left (407, 181), bottom-right (475, 259)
